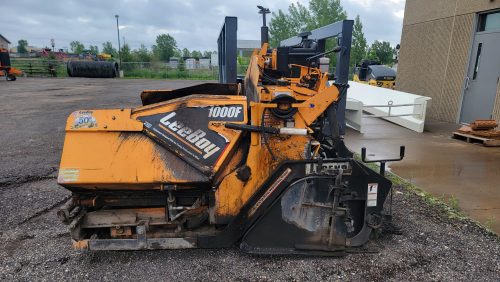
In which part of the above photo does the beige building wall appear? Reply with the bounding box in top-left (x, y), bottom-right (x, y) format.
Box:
top-left (404, 0), bottom-right (500, 25)
top-left (397, 0), bottom-right (500, 123)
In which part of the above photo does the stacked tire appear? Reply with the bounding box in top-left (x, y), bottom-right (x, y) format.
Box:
top-left (67, 61), bottom-right (118, 78)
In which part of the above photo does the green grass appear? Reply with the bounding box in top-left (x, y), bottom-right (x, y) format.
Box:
top-left (485, 216), bottom-right (496, 230)
top-left (121, 63), bottom-right (248, 80)
top-left (448, 195), bottom-right (460, 212)
top-left (122, 68), bottom-right (217, 80)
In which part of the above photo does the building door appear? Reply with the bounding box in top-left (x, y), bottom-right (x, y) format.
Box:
top-left (460, 11), bottom-right (500, 124)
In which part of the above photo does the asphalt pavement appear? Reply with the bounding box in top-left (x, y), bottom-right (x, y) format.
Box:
top-left (0, 78), bottom-right (499, 281)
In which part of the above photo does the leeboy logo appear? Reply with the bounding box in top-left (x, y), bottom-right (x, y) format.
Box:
top-left (138, 104), bottom-right (244, 169)
top-left (159, 112), bottom-right (220, 159)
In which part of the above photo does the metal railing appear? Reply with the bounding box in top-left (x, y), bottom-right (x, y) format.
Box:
top-left (11, 58), bottom-right (67, 77)
top-left (363, 100), bottom-right (424, 119)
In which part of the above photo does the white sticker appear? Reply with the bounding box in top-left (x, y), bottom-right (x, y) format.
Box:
top-left (58, 168), bottom-right (80, 183)
top-left (72, 111), bottom-right (97, 129)
top-left (367, 183), bottom-right (378, 207)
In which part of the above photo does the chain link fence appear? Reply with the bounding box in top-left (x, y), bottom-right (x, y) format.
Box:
top-left (120, 62), bottom-right (249, 80)
top-left (8, 58), bottom-right (273, 80)
top-left (120, 62), bottom-right (216, 80)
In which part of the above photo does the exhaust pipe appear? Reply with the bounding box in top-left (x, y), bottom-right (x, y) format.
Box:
top-left (257, 6), bottom-right (271, 45)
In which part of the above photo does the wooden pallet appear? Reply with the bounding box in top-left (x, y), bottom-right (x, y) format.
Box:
top-left (452, 132), bottom-right (500, 147)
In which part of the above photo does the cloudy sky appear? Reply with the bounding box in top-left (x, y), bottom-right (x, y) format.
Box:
top-left (1, 0), bottom-right (405, 52)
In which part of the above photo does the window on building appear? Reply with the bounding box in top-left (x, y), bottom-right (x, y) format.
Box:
top-left (472, 43), bottom-right (482, 80)
top-left (478, 11), bottom-right (500, 32)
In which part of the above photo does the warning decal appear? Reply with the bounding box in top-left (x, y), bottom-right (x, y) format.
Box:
top-left (58, 168), bottom-right (80, 183)
top-left (367, 183), bottom-right (378, 207)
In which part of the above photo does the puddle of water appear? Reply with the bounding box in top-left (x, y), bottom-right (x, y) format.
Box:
top-left (346, 119), bottom-right (500, 234)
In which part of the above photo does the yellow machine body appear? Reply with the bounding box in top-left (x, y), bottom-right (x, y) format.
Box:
top-left (59, 96), bottom-right (248, 189)
top-left (57, 17), bottom-right (398, 255)
top-left (353, 61), bottom-right (396, 90)
top-left (353, 74), bottom-right (395, 89)
top-left (59, 43), bottom-right (339, 223)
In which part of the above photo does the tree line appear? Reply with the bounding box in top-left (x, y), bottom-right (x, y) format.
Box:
top-left (16, 0), bottom-right (396, 67)
top-left (16, 34), bottom-right (213, 63)
top-left (269, 0), bottom-right (397, 66)
top-left (70, 34), bottom-right (213, 62)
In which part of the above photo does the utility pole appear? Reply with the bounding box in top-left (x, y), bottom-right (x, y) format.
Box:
top-left (115, 14), bottom-right (122, 70)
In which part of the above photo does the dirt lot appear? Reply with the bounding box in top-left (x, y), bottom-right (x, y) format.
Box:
top-left (0, 78), bottom-right (499, 281)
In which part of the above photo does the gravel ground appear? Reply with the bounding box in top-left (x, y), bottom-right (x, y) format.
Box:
top-left (0, 78), bottom-right (499, 281)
